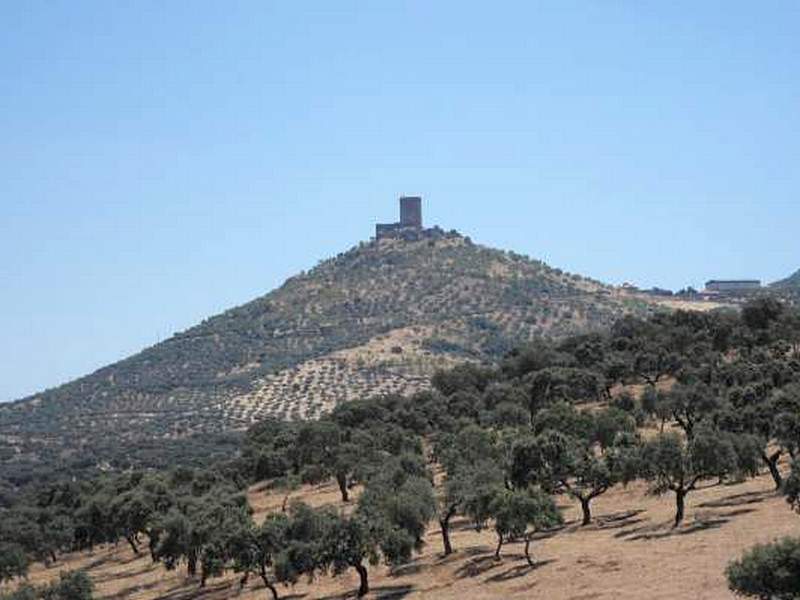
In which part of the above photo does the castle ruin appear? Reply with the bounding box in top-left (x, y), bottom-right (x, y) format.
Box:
top-left (376, 196), bottom-right (424, 240)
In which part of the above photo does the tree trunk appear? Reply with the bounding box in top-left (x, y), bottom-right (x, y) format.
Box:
top-left (336, 473), bottom-right (350, 503)
top-left (580, 497), bottom-right (592, 526)
top-left (148, 532), bottom-right (159, 563)
top-left (440, 516), bottom-right (454, 556)
top-left (494, 532), bottom-right (504, 560)
top-left (763, 451), bottom-right (783, 490)
top-left (674, 489), bottom-right (687, 528)
top-left (126, 535), bottom-right (140, 555)
top-left (188, 553), bottom-right (198, 578)
top-left (355, 563), bottom-right (369, 597)
top-left (260, 570), bottom-right (279, 600)
top-left (524, 537), bottom-right (534, 567)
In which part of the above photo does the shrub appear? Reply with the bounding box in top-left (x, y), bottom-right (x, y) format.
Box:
top-left (0, 571), bottom-right (93, 600)
top-left (727, 537), bottom-right (800, 599)
top-left (43, 571), bottom-right (94, 600)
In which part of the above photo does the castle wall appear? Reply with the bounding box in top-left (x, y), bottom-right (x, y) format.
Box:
top-left (376, 223), bottom-right (402, 239)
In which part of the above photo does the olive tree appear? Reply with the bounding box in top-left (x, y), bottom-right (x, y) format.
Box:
top-left (485, 488), bottom-right (562, 564)
top-left (438, 459), bottom-right (505, 555)
top-left (318, 456), bottom-right (435, 597)
top-left (152, 493), bottom-right (250, 585)
top-left (435, 426), bottom-right (504, 555)
top-left (295, 422), bottom-right (377, 503)
top-left (511, 413), bottom-right (638, 526)
top-left (229, 512), bottom-right (300, 600)
top-left (664, 384), bottom-right (722, 440)
top-left (640, 430), bottom-right (739, 527)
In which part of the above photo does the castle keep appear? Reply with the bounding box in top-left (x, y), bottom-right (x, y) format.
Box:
top-left (400, 196), bottom-right (422, 228)
top-left (376, 196), bottom-right (424, 240)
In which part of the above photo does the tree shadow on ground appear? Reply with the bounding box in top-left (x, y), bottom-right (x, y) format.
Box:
top-left (448, 516), bottom-right (480, 533)
top-left (318, 585), bottom-right (414, 600)
top-left (596, 509), bottom-right (647, 527)
top-left (93, 563), bottom-right (157, 585)
top-left (103, 578), bottom-right (168, 600)
top-left (597, 517), bottom-right (648, 532)
top-left (390, 557), bottom-right (427, 578)
top-left (698, 490), bottom-right (772, 509)
top-left (152, 580), bottom-right (232, 600)
top-left (455, 554), bottom-right (505, 579)
top-left (561, 509), bottom-right (648, 534)
top-left (614, 507), bottom-right (757, 541)
top-left (483, 559), bottom-right (555, 584)
top-left (529, 525), bottom-right (567, 541)
top-left (428, 545), bottom-right (494, 568)
top-left (455, 548), bottom-right (552, 581)
top-left (78, 550), bottom-right (137, 572)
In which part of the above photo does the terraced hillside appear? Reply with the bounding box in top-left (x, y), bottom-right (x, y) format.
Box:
top-left (0, 230), bottom-right (653, 481)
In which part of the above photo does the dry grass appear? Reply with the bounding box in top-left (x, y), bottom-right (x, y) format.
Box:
top-left (618, 293), bottom-right (733, 313)
top-left (226, 324), bottom-right (483, 423)
top-left (8, 467), bottom-right (799, 600)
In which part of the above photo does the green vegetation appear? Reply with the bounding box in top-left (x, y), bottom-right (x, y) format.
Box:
top-left (772, 268), bottom-right (800, 290)
top-left (727, 537), bottom-right (800, 599)
top-left (0, 235), bottom-right (651, 488)
top-left (0, 571), bottom-right (93, 600)
top-left (2, 298), bottom-right (800, 598)
top-left (729, 460), bottom-right (800, 598)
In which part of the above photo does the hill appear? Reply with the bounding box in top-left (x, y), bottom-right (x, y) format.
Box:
top-left (2, 294), bottom-right (797, 600)
top-left (0, 229), bottom-right (654, 483)
top-left (771, 268), bottom-right (800, 289)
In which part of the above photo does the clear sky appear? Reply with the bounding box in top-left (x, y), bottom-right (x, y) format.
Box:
top-left (2, 2), bottom-right (799, 402)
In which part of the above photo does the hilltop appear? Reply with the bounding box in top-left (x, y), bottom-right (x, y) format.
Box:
top-left (0, 229), bottom-right (654, 483)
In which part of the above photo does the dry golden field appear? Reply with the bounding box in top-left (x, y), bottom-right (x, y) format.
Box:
top-left (9, 466), bottom-right (799, 600)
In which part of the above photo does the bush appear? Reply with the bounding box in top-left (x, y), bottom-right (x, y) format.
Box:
top-left (0, 571), bottom-right (93, 600)
top-left (727, 537), bottom-right (800, 599)
top-left (0, 543), bottom-right (28, 583)
top-left (47, 571), bottom-right (93, 600)
top-left (611, 391), bottom-right (636, 414)
top-left (0, 586), bottom-right (38, 600)
top-left (300, 464), bottom-right (328, 485)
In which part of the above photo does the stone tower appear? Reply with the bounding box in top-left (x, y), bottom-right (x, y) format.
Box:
top-left (399, 196), bottom-right (423, 228)
top-left (375, 196), bottom-right (424, 240)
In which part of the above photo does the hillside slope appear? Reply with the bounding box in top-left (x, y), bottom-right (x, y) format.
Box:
top-left (772, 269), bottom-right (800, 289)
top-left (8, 469), bottom-right (793, 600)
top-left (0, 231), bottom-right (652, 480)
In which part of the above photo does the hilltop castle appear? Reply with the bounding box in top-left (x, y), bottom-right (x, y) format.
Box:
top-left (374, 196), bottom-right (457, 242)
top-left (376, 196), bottom-right (424, 240)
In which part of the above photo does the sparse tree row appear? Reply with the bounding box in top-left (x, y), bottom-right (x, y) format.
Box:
top-left (2, 298), bottom-right (800, 599)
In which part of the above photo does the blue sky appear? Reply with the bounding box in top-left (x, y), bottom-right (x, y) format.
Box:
top-left (1, 1), bottom-right (799, 401)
